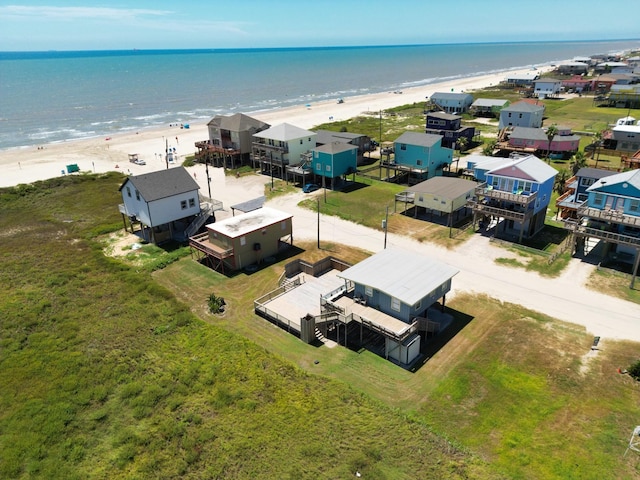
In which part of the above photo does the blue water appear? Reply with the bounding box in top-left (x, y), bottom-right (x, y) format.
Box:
top-left (1, 40), bottom-right (639, 150)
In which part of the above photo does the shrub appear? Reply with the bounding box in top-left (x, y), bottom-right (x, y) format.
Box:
top-left (628, 359), bottom-right (640, 380)
top-left (208, 293), bottom-right (226, 314)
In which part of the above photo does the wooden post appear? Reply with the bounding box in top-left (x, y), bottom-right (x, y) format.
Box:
top-left (631, 248), bottom-right (640, 289)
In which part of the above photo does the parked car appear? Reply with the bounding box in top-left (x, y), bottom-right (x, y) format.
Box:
top-left (133, 158), bottom-right (146, 165)
top-left (302, 183), bottom-right (320, 193)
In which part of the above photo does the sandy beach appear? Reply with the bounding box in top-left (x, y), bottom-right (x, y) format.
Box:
top-left (0, 66), bottom-right (551, 190)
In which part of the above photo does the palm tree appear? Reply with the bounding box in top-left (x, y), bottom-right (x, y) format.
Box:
top-left (554, 168), bottom-right (570, 195)
top-left (456, 136), bottom-right (468, 155)
top-left (545, 124), bottom-right (558, 163)
top-left (571, 151), bottom-right (587, 174)
top-left (593, 131), bottom-right (603, 168)
top-left (482, 139), bottom-right (497, 156)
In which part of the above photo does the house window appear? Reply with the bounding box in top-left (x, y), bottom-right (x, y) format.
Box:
top-left (240, 236), bottom-right (246, 246)
top-left (391, 297), bottom-right (401, 312)
top-left (414, 300), bottom-right (421, 311)
top-left (189, 198), bottom-right (196, 208)
top-left (594, 193), bottom-right (604, 206)
top-left (325, 164), bottom-right (330, 172)
top-left (180, 200), bottom-right (187, 210)
top-left (300, 139), bottom-right (303, 144)
top-left (577, 193), bottom-right (587, 202)
top-left (400, 144), bottom-right (407, 151)
top-left (365, 286), bottom-right (373, 297)
top-left (580, 177), bottom-right (595, 187)
top-left (126, 186), bottom-right (131, 198)
top-left (630, 200), bottom-right (640, 213)
top-left (316, 162), bottom-right (321, 170)
top-left (281, 220), bottom-right (287, 230)
top-left (417, 160), bottom-right (422, 166)
top-left (135, 190), bottom-right (140, 201)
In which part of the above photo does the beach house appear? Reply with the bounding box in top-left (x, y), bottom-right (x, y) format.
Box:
top-left (251, 123), bottom-right (316, 180)
top-left (118, 167), bottom-right (215, 244)
top-left (391, 132), bottom-right (454, 184)
top-left (533, 78), bottom-right (562, 99)
top-left (556, 167), bottom-right (616, 220)
top-left (498, 101), bottom-right (545, 130)
top-left (254, 249), bottom-right (459, 366)
top-left (309, 143), bottom-right (358, 189)
top-left (505, 126), bottom-right (580, 159)
top-left (424, 112), bottom-right (475, 149)
top-left (470, 98), bottom-right (510, 117)
top-left (189, 207), bottom-right (293, 273)
top-left (468, 154), bottom-right (557, 242)
top-left (397, 177), bottom-right (477, 229)
top-left (503, 71), bottom-right (539, 87)
top-left (561, 75), bottom-right (592, 93)
top-left (556, 61), bottom-right (589, 75)
top-left (195, 113), bottom-right (270, 168)
top-left (428, 92), bottom-right (474, 114)
top-left (562, 170), bottom-right (640, 273)
top-left (610, 124), bottom-right (640, 153)
top-left (313, 129), bottom-right (373, 165)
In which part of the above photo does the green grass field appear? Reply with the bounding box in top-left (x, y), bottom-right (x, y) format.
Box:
top-left (2, 174), bottom-right (640, 479)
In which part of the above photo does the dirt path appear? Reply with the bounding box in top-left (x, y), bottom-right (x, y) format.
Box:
top-left (266, 191), bottom-right (640, 342)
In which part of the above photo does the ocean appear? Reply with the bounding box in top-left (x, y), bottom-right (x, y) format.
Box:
top-left (1, 40), bottom-right (638, 150)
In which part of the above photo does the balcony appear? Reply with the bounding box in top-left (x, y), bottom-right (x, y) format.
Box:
top-left (474, 183), bottom-right (538, 206)
top-left (252, 140), bottom-right (289, 154)
top-left (577, 205), bottom-right (640, 228)
top-left (564, 219), bottom-right (640, 248)
top-left (469, 201), bottom-right (530, 222)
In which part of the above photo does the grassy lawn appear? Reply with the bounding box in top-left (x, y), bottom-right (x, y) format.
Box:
top-left (0, 174), bottom-right (492, 479)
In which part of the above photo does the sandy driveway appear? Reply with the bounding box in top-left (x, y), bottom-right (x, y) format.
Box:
top-left (266, 190), bottom-right (640, 342)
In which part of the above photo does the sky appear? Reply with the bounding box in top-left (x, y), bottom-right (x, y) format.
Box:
top-left (1, 1), bottom-right (639, 51)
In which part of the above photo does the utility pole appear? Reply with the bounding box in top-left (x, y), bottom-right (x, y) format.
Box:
top-left (270, 151), bottom-right (274, 190)
top-left (205, 157), bottom-right (212, 199)
top-left (383, 204), bottom-right (389, 249)
top-left (165, 138), bottom-right (169, 169)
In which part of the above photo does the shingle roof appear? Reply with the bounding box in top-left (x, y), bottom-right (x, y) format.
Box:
top-left (575, 168), bottom-right (617, 180)
top-left (313, 142), bottom-right (358, 155)
top-left (426, 111), bottom-right (460, 121)
top-left (394, 131), bottom-right (443, 148)
top-left (337, 248), bottom-right (459, 306)
top-left (207, 207), bottom-right (292, 239)
top-left (119, 166), bottom-right (199, 202)
top-left (208, 113), bottom-right (270, 132)
top-left (408, 177), bottom-right (478, 199)
top-left (314, 129), bottom-right (365, 144)
top-left (471, 98), bottom-right (509, 108)
top-left (430, 92), bottom-right (473, 102)
top-left (510, 127), bottom-right (548, 141)
top-left (501, 101), bottom-right (545, 113)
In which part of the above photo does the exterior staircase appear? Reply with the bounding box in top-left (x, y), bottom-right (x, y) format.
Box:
top-left (185, 202), bottom-right (214, 239)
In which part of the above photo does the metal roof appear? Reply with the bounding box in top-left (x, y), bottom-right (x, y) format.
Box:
top-left (501, 101), bottom-right (545, 113)
top-left (426, 111), bottom-right (460, 121)
top-left (206, 206), bottom-right (292, 239)
top-left (488, 155), bottom-right (557, 183)
top-left (587, 169), bottom-right (640, 192)
top-left (314, 129), bottom-right (365, 144)
top-left (337, 248), bottom-right (459, 306)
top-left (119, 166), bottom-right (199, 202)
top-left (430, 92), bottom-right (473, 102)
top-left (313, 142), bottom-right (358, 155)
top-left (255, 123), bottom-right (315, 141)
top-left (471, 98), bottom-right (509, 107)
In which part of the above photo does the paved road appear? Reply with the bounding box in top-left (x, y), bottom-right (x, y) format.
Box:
top-left (267, 191), bottom-right (640, 342)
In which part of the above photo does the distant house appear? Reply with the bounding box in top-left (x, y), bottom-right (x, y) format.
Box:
top-left (556, 167), bottom-right (616, 220)
top-left (561, 75), bottom-right (592, 93)
top-left (424, 112), bottom-right (475, 149)
top-left (468, 155), bottom-right (557, 241)
top-left (190, 207), bottom-right (293, 272)
top-left (498, 101), bottom-right (545, 130)
top-left (563, 170), bottom-right (640, 269)
top-left (118, 166), bottom-right (213, 244)
top-left (196, 113), bottom-right (270, 167)
top-left (470, 98), bottom-right (510, 117)
top-left (400, 177), bottom-right (477, 227)
top-left (594, 61), bottom-right (628, 74)
top-left (314, 129), bottom-right (373, 165)
top-left (533, 78), bottom-right (562, 99)
top-left (506, 126), bottom-right (580, 159)
top-left (503, 71), bottom-right (539, 87)
top-left (556, 62), bottom-right (589, 75)
top-left (611, 124), bottom-right (640, 152)
top-left (392, 132), bottom-right (454, 184)
top-left (310, 143), bottom-right (358, 188)
top-left (428, 92), bottom-right (474, 113)
top-left (252, 123), bottom-right (316, 180)
top-left (607, 84), bottom-right (640, 109)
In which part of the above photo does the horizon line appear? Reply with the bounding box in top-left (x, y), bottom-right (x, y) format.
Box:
top-left (2, 37), bottom-right (639, 54)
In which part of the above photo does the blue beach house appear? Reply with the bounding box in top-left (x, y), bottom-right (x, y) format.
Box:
top-left (392, 132), bottom-right (453, 184)
top-left (565, 170), bottom-right (640, 270)
top-left (311, 142), bottom-right (358, 188)
top-left (498, 101), bottom-right (545, 130)
top-left (469, 154), bottom-right (557, 242)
